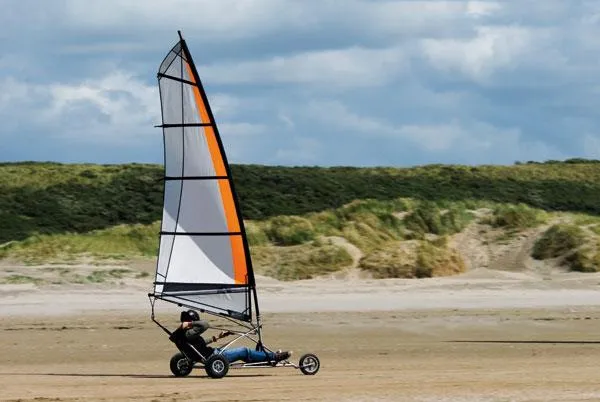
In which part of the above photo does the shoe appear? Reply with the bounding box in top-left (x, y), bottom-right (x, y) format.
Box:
top-left (274, 350), bottom-right (293, 362)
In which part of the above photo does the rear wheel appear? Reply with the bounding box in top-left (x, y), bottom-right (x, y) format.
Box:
top-left (299, 353), bottom-right (320, 375)
top-left (170, 352), bottom-right (193, 377)
top-left (205, 354), bottom-right (229, 379)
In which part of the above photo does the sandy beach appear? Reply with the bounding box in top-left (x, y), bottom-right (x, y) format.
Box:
top-left (2, 268), bottom-right (600, 401)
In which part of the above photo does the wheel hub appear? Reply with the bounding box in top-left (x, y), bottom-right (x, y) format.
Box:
top-left (213, 360), bottom-right (225, 373)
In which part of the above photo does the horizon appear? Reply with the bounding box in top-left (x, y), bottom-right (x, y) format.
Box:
top-left (2, 1), bottom-right (600, 167)
top-left (2, 156), bottom-right (599, 170)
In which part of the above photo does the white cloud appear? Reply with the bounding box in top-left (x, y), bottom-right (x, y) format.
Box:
top-left (1, 0), bottom-right (598, 166)
top-left (0, 0), bottom-right (505, 54)
top-left (307, 100), bottom-right (465, 151)
top-left (61, 0), bottom-right (314, 40)
top-left (210, 94), bottom-right (242, 119)
top-left (57, 0), bottom-right (495, 37)
top-left (364, 0), bottom-right (502, 37)
top-left (421, 25), bottom-right (536, 81)
top-left (200, 46), bottom-right (406, 88)
top-left (0, 77), bottom-right (37, 110)
top-left (466, 1), bottom-right (503, 18)
top-left (39, 72), bottom-right (159, 143)
top-left (306, 100), bottom-right (565, 163)
top-left (57, 42), bottom-right (159, 55)
top-left (0, 73), bottom-right (262, 146)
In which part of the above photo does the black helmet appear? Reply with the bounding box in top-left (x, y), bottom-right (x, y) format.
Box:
top-left (180, 309), bottom-right (199, 322)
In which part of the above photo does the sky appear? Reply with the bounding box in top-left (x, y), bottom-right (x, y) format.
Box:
top-left (1, 0), bottom-right (600, 167)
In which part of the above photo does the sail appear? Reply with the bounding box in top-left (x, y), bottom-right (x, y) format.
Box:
top-left (152, 34), bottom-right (255, 322)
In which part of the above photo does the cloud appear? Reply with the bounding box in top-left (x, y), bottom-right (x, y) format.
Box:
top-left (61, 0), bottom-right (310, 38)
top-left (219, 122), bottom-right (267, 137)
top-left (467, 1), bottom-right (503, 17)
top-left (40, 72), bottom-right (159, 143)
top-left (57, 0), bottom-right (498, 39)
top-left (421, 25), bottom-right (536, 82)
top-left (199, 46), bottom-right (406, 88)
top-left (305, 99), bottom-right (566, 164)
top-left (1, 72), bottom-right (271, 145)
top-left (209, 93), bottom-right (242, 119)
top-left (1, 0), bottom-right (600, 166)
top-left (306, 100), bottom-right (470, 152)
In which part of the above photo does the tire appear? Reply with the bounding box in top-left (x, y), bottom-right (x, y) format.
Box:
top-left (298, 353), bottom-right (321, 375)
top-left (205, 354), bottom-right (229, 379)
top-left (299, 353), bottom-right (320, 375)
top-left (170, 352), bottom-right (193, 377)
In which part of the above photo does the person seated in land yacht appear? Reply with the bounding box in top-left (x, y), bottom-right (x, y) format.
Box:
top-left (178, 309), bottom-right (292, 363)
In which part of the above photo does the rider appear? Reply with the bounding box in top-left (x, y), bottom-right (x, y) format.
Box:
top-left (179, 309), bottom-right (292, 363)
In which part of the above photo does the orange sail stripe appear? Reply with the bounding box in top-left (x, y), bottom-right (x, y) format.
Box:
top-left (184, 62), bottom-right (226, 176)
top-left (184, 61), bottom-right (247, 285)
top-left (218, 180), bottom-right (246, 284)
top-left (229, 235), bottom-right (247, 284)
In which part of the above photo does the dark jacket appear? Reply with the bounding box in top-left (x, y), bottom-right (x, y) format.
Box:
top-left (184, 319), bottom-right (209, 343)
top-left (184, 320), bottom-right (214, 357)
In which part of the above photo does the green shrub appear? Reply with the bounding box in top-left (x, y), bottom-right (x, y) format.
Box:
top-left (358, 240), bottom-right (465, 279)
top-left (566, 246), bottom-right (600, 272)
top-left (0, 274), bottom-right (43, 285)
top-left (487, 204), bottom-right (546, 229)
top-left (532, 224), bottom-right (586, 260)
top-left (1, 223), bottom-right (160, 263)
top-left (245, 221), bottom-right (269, 246)
top-left (252, 243), bottom-right (352, 280)
top-left (6, 161), bottom-right (600, 245)
top-left (308, 211), bottom-right (343, 235)
top-left (265, 216), bottom-right (316, 246)
top-left (404, 202), bottom-right (472, 237)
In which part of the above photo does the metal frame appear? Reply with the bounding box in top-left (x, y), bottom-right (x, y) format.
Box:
top-left (148, 294), bottom-right (311, 372)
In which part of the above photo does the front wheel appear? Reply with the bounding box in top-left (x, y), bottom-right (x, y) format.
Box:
top-left (205, 354), bottom-right (229, 379)
top-left (299, 353), bottom-right (320, 375)
top-left (170, 352), bottom-right (193, 377)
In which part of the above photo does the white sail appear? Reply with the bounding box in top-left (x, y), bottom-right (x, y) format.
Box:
top-left (152, 35), bottom-right (256, 322)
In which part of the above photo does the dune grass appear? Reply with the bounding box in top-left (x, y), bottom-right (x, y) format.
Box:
top-left (532, 223), bottom-right (600, 272)
top-left (4, 194), bottom-right (600, 280)
top-left (264, 216), bottom-right (317, 246)
top-left (0, 223), bottom-right (160, 263)
top-left (0, 274), bottom-right (44, 285)
top-left (358, 239), bottom-right (465, 279)
top-left (5, 159), bottom-right (600, 245)
top-left (566, 243), bottom-right (600, 273)
top-left (403, 201), bottom-right (473, 238)
top-left (485, 203), bottom-right (547, 230)
top-left (252, 241), bottom-right (353, 281)
top-left (532, 224), bottom-right (587, 260)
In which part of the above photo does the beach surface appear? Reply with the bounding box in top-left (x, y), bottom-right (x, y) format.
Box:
top-left (2, 269), bottom-right (600, 401)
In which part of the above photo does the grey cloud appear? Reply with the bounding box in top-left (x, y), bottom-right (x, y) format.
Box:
top-left (1, 0), bottom-right (600, 167)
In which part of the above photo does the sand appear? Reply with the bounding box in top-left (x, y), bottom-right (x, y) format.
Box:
top-left (3, 269), bottom-right (600, 401)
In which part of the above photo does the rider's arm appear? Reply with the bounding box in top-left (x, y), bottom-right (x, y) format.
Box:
top-left (192, 320), bottom-right (209, 331)
top-left (205, 330), bottom-right (233, 345)
top-left (185, 319), bottom-right (209, 338)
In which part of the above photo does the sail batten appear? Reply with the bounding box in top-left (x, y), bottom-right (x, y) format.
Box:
top-left (152, 34), bottom-right (255, 322)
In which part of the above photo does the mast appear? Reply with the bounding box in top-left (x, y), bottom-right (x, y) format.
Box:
top-left (176, 31), bottom-right (262, 334)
